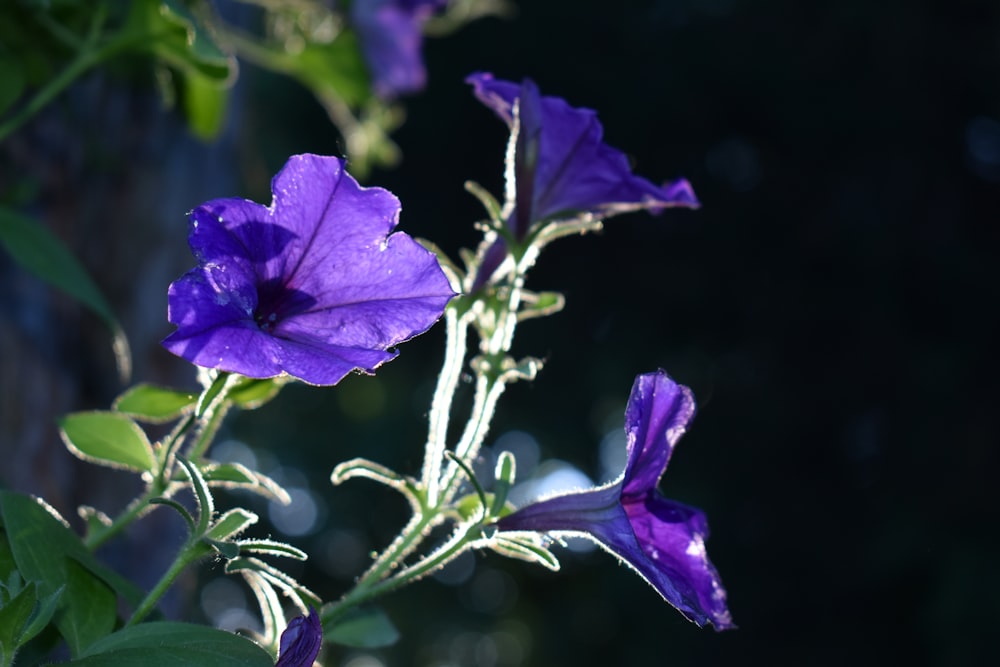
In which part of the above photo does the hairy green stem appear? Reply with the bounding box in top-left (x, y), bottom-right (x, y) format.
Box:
top-left (127, 540), bottom-right (207, 625)
top-left (422, 304), bottom-right (471, 505)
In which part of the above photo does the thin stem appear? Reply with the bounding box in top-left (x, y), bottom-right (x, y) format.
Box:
top-left (422, 305), bottom-right (471, 505)
top-left (127, 540), bottom-right (206, 625)
top-left (325, 519), bottom-right (485, 623)
top-left (0, 5), bottom-right (116, 143)
top-left (84, 480), bottom-right (165, 551)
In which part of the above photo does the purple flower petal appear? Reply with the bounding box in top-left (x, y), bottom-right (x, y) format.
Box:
top-left (163, 154), bottom-right (455, 385)
top-left (497, 370), bottom-right (734, 630)
top-left (275, 607), bottom-right (322, 667)
top-left (352, 0), bottom-right (445, 98)
top-left (467, 72), bottom-right (699, 239)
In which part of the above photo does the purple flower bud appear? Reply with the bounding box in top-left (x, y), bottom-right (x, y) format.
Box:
top-left (275, 607), bottom-right (322, 667)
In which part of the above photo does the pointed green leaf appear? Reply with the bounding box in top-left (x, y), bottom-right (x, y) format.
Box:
top-left (176, 457), bottom-right (213, 535)
top-left (201, 462), bottom-right (290, 504)
top-left (205, 508), bottom-right (257, 542)
top-left (61, 622), bottom-right (272, 666)
top-left (17, 583), bottom-right (63, 647)
top-left (0, 206), bottom-right (131, 380)
top-left (0, 583), bottom-right (35, 651)
top-left (325, 606), bottom-right (400, 648)
top-left (234, 539), bottom-right (306, 561)
top-left (113, 384), bottom-right (196, 423)
top-left (59, 411), bottom-right (155, 473)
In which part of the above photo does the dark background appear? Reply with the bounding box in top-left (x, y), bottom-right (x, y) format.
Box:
top-left (3, 1), bottom-right (999, 665)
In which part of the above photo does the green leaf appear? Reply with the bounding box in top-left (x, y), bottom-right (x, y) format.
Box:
top-left (113, 384), bottom-right (196, 423)
top-left (234, 539), bottom-right (306, 561)
top-left (201, 462), bottom-right (290, 504)
top-left (283, 31), bottom-right (369, 108)
top-left (17, 583), bottom-right (63, 647)
top-left (205, 508), bottom-right (257, 542)
top-left (0, 493), bottom-right (116, 657)
top-left (0, 206), bottom-right (131, 381)
top-left (59, 411), bottom-right (155, 473)
top-left (56, 560), bottom-right (115, 657)
top-left (0, 583), bottom-right (35, 652)
top-left (125, 0), bottom-right (235, 83)
top-left (60, 622), bottom-right (272, 666)
top-left (176, 457), bottom-right (213, 535)
top-left (324, 606), bottom-right (400, 649)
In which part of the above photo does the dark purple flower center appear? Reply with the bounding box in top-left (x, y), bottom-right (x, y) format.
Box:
top-left (253, 279), bottom-right (317, 332)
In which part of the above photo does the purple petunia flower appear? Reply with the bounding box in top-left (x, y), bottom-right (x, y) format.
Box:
top-left (162, 154), bottom-right (454, 386)
top-left (275, 607), bottom-right (322, 667)
top-left (352, 0), bottom-right (446, 98)
top-left (467, 72), bottom-right (700, 241)
top-left (496, 370), bottom-right (734, 630)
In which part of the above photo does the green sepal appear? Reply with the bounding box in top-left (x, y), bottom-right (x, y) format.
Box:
top-left (58, 622), bottom-right (273, 666)
top-left (491, 535), bottom-right (561, 572)
top-left (227, 376), bottom-right (286, 410)
top-left (59, 411), bottom-right (155, 473)
top-left (224, 557), bottom-right (320, 611)
top-left (517, 290), bottom-right (565, 322)
top-left (0, 206), bottom-right (131, 381)
top-left (491, 450), bottom-right (516, 516)
top-left (113, 384), bottom-right (196, 423)
top-left (324, 605), bottom-right (400, 649)
top-left (464, 180), bottom-right (505, 227)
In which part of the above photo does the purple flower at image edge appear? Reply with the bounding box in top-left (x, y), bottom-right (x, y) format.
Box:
top-left (275, 608), bottom-right (322, 667)
top-left (162, 154), bottom-right (455, 386)
top-left (466, 72), bottom-right (700, 241)
top-left (352, 0), bottom-right (446, 98)
top-left (496, 370), bottom-right (734, 630)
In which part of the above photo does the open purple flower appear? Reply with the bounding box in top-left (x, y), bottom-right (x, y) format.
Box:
top-left (496, 370), bottom-right (734, 630)
top-left (467, 72), bottom-right (700, 241)
top-left (275, 607), bottom-right (322, 667)
top-left (352, 0), bottom-right (445, 98)
top-left (162, 154), bottom-right (454, 386)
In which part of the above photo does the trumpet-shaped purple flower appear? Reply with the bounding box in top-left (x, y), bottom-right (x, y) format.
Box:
top-left (352, 0), bottom-right (445, 98)
top-left (162, 154), bottom-right (454, 386)
top-left (275, 607), bottom-right (322, 667)
top-left (467, 72), bottom-right (700, 241)
top-left (496, 370), bottom-right (734, 630)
